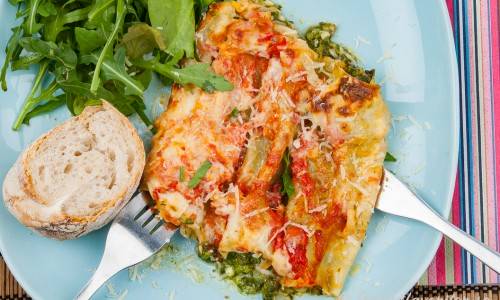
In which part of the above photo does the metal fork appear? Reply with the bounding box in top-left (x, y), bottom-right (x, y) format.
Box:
top-left (377, 169), bottom-right (500, 273)
top-left (75, 191), bottom-right (177, 300)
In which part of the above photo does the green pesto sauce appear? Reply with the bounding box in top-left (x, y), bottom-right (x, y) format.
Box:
top-left (197, 244), bottom-right (322, 299)
top-left (305, 22), bottom-right (375, 83)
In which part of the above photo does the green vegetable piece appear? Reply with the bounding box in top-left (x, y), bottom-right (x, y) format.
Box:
top-left (161, 63), bottom-right (233, 92)
top-left (69, 97), bottom-right (102, 116)
top-left (12, 61), bottom-right (50, 130)
top-left (23, 0), bottom-right (44, 35)
top-left (281, 148), bottom-right (295, 199)
top-left (194, 0), bottom-right (216, 22)
top-left (148, 0), bottom-right (195, 60)
top-left (37, 1), bottom-right (57, 17)
top-left (305, 22), bottom-right (375, 83)
top-left (197, 244), bottom-right (219, 263)
top-left (11, 53), bottom-right (44, 71)
top-left (384, 152), bottom-right (397, 162)
top-left (229, 107), bottom-right (239, 118)
top-left (82, 48), bottom-right (145, 96)
top-left (179, 166), bottom-right (185, 182)
top-left (22, 95), bottom-right (66, 125)
top-left (135, 58), bottom-right (233, 92)
top-left (187, 160), bottom-right (212, 189)
top-left (121, 23), bottom-right (166, 59)
top-left (90, 0), bottom-right (126, 94)
top-left (87, 0), bottom-right (116, 28)
top-left (19, 38), bottom-right (77, 69)
top-left (1, 26), bottom-right (22, 91)
top-left (75, 27), bottom-right (106, 54)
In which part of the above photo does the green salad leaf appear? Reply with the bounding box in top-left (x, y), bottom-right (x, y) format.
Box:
top-left (0, 26), bottom-right (22, 91)
top-left (1, 0), bottom-right (234, 129)
top-left (121, 23), bottom-right (166, 59)
top-left (148, 0), bottom-right (195, 60)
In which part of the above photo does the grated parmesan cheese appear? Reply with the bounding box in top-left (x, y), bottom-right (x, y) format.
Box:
top-left (242, 207), bottom-right (269, 219)
top-left (308, 204), bottom-right (327, 213)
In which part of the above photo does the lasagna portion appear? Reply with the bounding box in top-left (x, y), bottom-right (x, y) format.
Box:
top-left (144, 0), bottom-right (390, 296)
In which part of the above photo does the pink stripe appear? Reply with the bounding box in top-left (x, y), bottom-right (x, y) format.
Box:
top-left (479, 1), bottom-right (497, 283)
top-left (427, 256), bottom-right (437, 285)
top-left (490, 0), bottom-right (500, 283)
top-left (435, 238), bottom-right (447, 284)
top-left (446, 0), bottom-right (454, 28)
top-left (452, 176), bottom-right (463, 284)
top-left (466, 3), bottom-right (482, 281)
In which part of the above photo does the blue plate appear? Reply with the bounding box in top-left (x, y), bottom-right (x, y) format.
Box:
top-left (0, 1), bottom-right (458, 299)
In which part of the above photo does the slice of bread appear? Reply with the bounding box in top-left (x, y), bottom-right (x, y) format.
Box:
top-left (2, 101), bottom-right (145, 239)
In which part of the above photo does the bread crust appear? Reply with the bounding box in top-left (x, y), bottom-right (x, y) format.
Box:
top-left (2, 101), bottom-right (145, 240)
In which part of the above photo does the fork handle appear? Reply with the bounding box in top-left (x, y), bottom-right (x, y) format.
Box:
top-left (75, 255), bottom-right (124, 300)
top-left (412, 200), bottom-right (500, 273)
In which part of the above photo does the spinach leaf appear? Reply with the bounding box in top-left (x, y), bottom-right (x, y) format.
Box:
top-left (148, 0), bottom-right (195, 60)
top-left (90, 0), bottom-right (126, 93)
top-left (305, 22), bottom-right (375, 83)
top-left (1, 26), bottom-right (22, 91)
top-left (188, 160), bottom-right (212, 189)
top-left (81, 48), bottom-right (145, 96)
top-left (75, 27), bottom-right (107, 54)
top-left (121, 23), bottom-right (165, 59)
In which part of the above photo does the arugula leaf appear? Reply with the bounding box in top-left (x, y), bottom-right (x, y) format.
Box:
top-left (37, 1), bottom-right (57, 17)
top-left (136, 58), bottom-right (233, 92)
top-left (281, 149), bottom-right (295, 199)
top-left (121, 23), bottom-right (165, 59)
top-left (11, 53), bottom-right (44, 71)
top-left (12, 62), bottom-right (52, 130)
top-left (87, 0), bottom-right (116, 28)
top-left (19, 38), bottom-right (77, 69)
top-left (23, 95), bottom-right (66, 125)
top-left (188, 160), bottom-right (212, 189)
top-left (384, 152), bottom-right (397, 162)
top-left (1, 26), bottom-right (22, 91)
top-left (148, 0), bottom-right (195, 60)
top-left (75, 27), bottom-right (107, 54)
top-left (81, 48), bottom-right (145, 96)
top-left (67, 96), bottom-right (102, 115)
top-left (90, 0), bottom-right (126, 94)
top-left (23, 0), bottom-right (44, 35)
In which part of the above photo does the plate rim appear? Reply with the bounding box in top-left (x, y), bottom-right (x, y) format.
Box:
top-left (391, 0), bottom-right (460, 298)
top-left (0, 0), bottom-right (460, 299)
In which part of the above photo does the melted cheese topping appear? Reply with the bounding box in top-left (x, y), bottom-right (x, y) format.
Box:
top-left (144, 0), bottom-right (390, 296)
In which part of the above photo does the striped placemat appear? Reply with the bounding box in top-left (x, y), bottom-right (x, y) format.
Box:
top-left (1, 257), bottom-right (499, 300)
top-left (420, 0), bottom-right (500, 286)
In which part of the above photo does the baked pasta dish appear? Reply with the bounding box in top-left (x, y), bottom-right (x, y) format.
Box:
top-left (144, 0), bottom-right (390, 297)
